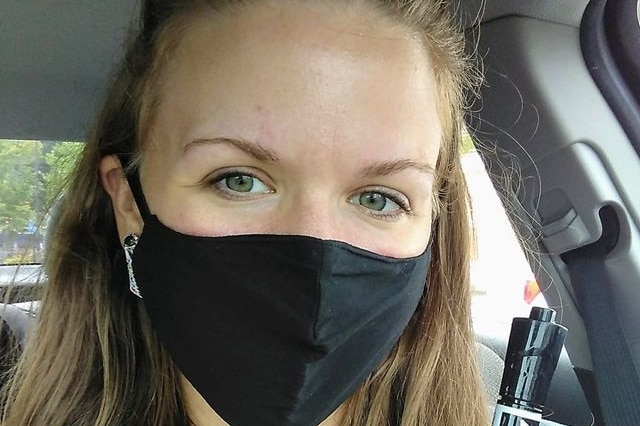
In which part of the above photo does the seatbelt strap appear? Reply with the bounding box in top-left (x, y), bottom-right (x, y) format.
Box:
top-left (562, 207), bottom-right (640, 425)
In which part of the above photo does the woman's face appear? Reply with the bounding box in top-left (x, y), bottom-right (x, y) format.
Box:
top-left (134, 2), bottom-right (442, 258)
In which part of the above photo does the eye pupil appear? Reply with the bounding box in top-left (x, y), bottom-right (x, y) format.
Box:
top-left (359, 192), bottom-right (386, 211)
top-left (226, 175), bottom-right (254, 192)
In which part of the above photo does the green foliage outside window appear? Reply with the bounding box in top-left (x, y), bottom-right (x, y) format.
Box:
top-left (461, 131), bottom-right (476, 154)
top-left (0, 140), bottom-right (83, 263)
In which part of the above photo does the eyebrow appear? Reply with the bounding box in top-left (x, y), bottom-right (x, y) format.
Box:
top-left (184, 137), bottom-right (434, 177)
top-left (360, 159), bottom-right (436, 178)
top-left (184, 137), bottom-right (279, 162)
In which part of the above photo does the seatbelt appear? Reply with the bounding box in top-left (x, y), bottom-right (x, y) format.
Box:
top-left (562, 206), bottom-right (640, 426)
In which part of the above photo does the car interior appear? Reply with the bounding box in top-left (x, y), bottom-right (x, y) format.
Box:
top-left (1, 0), bottom-right (639, 425)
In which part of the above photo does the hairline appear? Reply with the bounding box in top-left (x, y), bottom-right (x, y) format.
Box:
top-left (135, 0), bottom-right (449, 148)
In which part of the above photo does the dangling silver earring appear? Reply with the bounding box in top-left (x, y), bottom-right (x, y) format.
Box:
top-left (123, 233), bottom-right (142, 298)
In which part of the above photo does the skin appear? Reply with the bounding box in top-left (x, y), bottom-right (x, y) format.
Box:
top-left (101, 1), bottom-right (442, 425)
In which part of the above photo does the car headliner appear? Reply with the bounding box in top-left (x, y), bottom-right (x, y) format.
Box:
top-left (1, 0), bottom-right (589, 142)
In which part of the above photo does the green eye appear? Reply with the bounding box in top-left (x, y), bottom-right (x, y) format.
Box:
top-left (359, 192), bottom-right (389, 211)
top-left (350, 190), bottom-right (406, 215)
top-left (212, 172), bottom-right (273, 197)
top-left (225, 174), bottom-right (255, 192)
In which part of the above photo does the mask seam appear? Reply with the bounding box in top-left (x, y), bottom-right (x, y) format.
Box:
top-left (311, 243), bottom-right (325, 342)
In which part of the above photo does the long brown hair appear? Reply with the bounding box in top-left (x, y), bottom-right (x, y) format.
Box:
top-left (1, 1), bottom-right (487, 424)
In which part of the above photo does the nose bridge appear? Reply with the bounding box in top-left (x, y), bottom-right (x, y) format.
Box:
top-left (275, 190), bottom-right (340, 241)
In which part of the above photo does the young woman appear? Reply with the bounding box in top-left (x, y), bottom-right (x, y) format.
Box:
top-left (1, 0), bottom-right (488, 424)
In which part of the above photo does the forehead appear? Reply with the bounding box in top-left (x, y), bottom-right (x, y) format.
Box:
top-left (150, 1), bottom-right (441, 162)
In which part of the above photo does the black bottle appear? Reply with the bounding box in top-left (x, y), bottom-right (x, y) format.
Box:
top-left (492, 307), bottom-right (568, 426)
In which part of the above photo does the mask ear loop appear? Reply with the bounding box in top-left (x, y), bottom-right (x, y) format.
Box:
top-left (116, 153), bottom-right (152, 221)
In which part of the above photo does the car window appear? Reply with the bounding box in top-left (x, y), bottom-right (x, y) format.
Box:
top-left (0, 139), bottom-right (82, 265)
top-left (461, 135), bottom-right (547, 325)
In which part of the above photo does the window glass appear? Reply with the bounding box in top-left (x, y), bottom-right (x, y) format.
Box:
top-left (0, 139), bottom-right (83, 265)
top-left (461, 138), bottom-right (547, 324)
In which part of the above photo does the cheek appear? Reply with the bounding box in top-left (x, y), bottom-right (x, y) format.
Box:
top-left (137, 155), bottom-right (203, 234)
top-left (361, 216), bottom-right (432, 259)
top-left (401, 220), bottom-right (432, 258)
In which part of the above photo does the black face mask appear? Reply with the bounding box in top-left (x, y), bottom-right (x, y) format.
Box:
top-left (122, 177), bottom-right (431, 426)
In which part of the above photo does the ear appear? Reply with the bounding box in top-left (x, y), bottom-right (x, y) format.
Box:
top-left (99, 155), bottom-right (144, 242)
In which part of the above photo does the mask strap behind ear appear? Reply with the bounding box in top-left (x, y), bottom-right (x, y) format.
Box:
top-left (117, 154), bottom-right (152, 222)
